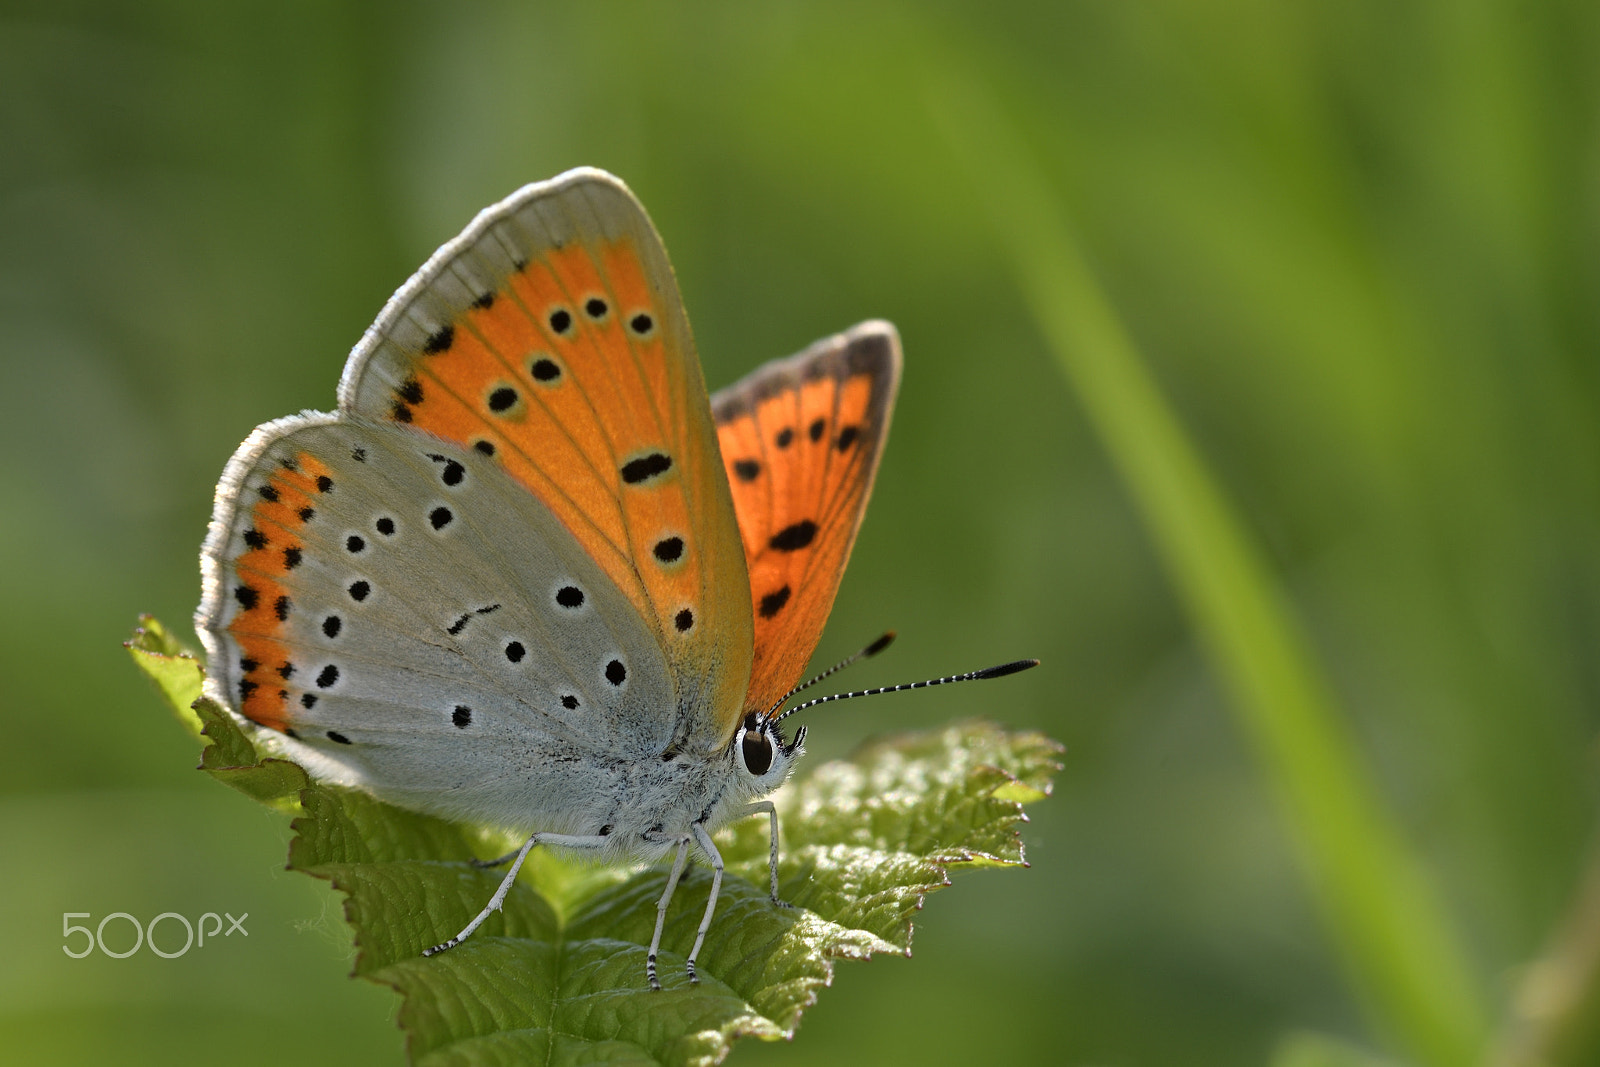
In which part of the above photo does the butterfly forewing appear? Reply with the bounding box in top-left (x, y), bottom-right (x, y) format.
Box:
top-left (335, 170), bottom-right (753, 747)
top-left (711, 321), bottom-right (902, 715)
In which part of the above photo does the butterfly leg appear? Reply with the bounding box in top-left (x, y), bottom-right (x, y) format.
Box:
top-left (424, 831), bottom-right (607, 957)
top-left (469, 846), bottom-right (524, 869)
top-left (647, 836), bottom-right (692, 991)
top-left (685, 821), bottom-right (725, 984)
top-left (736, 800), bottom-right (791, 907)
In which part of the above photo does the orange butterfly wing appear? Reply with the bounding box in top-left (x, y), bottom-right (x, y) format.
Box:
top-left (710, 321), bottom-right (902, 715)
top-left (336, 169), bottom-right (753, 748)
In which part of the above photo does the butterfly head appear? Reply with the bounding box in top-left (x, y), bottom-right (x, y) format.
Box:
top-left (733, 711), bottom-right (805, 789)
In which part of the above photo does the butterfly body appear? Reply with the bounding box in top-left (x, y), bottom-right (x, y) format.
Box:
top-left (197, 168), bottom-right (899, 982)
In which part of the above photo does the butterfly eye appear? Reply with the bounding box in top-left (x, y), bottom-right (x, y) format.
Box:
top-left (741, 727), bottom-right (774, 777)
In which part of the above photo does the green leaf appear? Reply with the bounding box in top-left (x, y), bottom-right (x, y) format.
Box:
top-left (125, 617), bottom-right (310, 811)
top-left (124, 613), bottom-right (205, 739)
top-left (194, 699), bottom-right (311, 812)
top-left (129, 617), bottom-right (1061, 1065)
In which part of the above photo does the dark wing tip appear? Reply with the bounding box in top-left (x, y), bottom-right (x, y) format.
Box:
top-left (709, 319), bottom-right (902, 424)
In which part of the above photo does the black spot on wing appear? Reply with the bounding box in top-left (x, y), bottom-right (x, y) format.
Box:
top-left (398, 378), bottom-right (424, 404)
top-left (423, 325), bottom-right (454, 354)
top-left (447, 604), bottom-right (499, 636)
top-left (430, 456), bottom-right (465, 486)
top-left (768, 520), bottom-right (817, 552)
top-left (759, 586), bottom-right (791, 618)
top-left (620, 452), bottom-right (672, 484)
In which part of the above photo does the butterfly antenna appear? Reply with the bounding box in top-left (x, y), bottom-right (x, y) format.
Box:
top-left (763, 632), bottom-right (897, 721)
top-left (772, 657), bottom-right (1039, 725)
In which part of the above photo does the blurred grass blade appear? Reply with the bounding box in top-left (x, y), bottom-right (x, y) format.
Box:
top-left (1494, 838), bottom-right (1600, 1067)
top-left (930, 75), bottom-right (1488, 1067)
top-left (1272, 1031), bottom-right (1414, 1067)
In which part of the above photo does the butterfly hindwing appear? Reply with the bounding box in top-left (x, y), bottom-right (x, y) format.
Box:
top-left (196, 414), bottom-right (679, 828)
top-left (710, 321), bottom-right (902, 715)
top-left (334, 170), bottom-right (753, 748)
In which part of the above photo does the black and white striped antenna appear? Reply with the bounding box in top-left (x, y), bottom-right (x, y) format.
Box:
top-left (761, 631), bottom-right (897, 722)
top-left (763, 632), bottom-right (1038, 726)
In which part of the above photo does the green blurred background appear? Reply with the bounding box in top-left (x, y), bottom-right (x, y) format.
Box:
top-left (4, 1), bottom-right (1599, 1064)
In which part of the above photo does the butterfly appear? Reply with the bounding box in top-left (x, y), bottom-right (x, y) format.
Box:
top-left (195, 168), bottom-right (906, 989)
